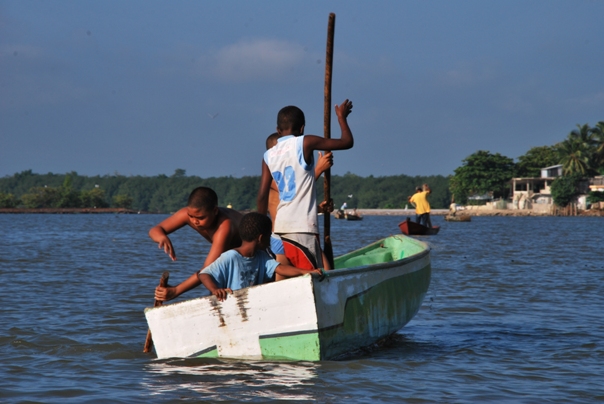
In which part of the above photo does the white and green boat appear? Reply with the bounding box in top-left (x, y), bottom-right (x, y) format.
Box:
top-left (145, 234), bottom-right (431, 361)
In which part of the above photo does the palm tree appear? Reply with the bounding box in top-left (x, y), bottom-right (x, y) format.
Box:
top-left (558, 124), bottom-right (594, 176)
top-left (591, 121), bottom-right (604, 173)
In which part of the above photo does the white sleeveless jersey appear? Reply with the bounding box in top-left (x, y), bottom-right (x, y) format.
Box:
top-left (263, 135), bottom-right (318, 234)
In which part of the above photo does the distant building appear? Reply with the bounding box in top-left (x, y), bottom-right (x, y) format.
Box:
top-left (509, 164), bottom-right (594, 210)
top-left (509, 164), bottom-right (562, 209)
top-left (540, 164), bottom-right (563, 178)
top-left (589, 176), bottom-right (604, 192)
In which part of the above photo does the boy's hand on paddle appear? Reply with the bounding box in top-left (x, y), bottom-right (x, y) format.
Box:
top-left (155, 285), bottom-right (177, 301)
top-left (316, 151), bottom-right (333, 174)
top-left (212, 288), bottom-right (233, 302)
top-left (319, 199), bottom-right (334, 213)
top-left (335, 99), bottom-right (353, 119)
top-left (157, 236), bottom-right (176, 261)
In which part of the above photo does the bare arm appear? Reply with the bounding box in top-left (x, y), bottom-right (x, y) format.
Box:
top-left (268, 187), bottom-right (280, 229)
top-left (203, 218), bottom-right (233, 269)
top-left (274, 254), bottom-right (292, 281)
top-left (303, 99), bottom-right (354, 162)
top-left (199, 273), bottom-right (232, 301)
top-left (148, 208), bottom-right (189, 261)
top-left (322, 251), bottom-right (332, 271)
top-left (275, 264), bottom-right (321, 280)
top-left (154, 272), bottom-right (202, 301)
top-left (257, 160), bottom-right (273, 215)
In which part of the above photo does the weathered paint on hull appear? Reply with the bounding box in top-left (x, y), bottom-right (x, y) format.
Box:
top-left (316, 260), bottom-right (430, 359)
top-left (146, 275), bottom-right (320, 360)
top-left (145, 235), bottom-right (431, 361)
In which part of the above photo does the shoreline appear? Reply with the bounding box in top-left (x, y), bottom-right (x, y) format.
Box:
top-left (0, 208), bottom-right (142, 214)
top-left (337, 209), bottom-right (604, 217)
top-left (1, 207), bottom-right (602, 217)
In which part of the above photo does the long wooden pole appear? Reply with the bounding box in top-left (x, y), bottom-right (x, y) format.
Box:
top-left (323, 13), bottom-right (336, 269)
top-left (143, 271), bottom-right (170, 353)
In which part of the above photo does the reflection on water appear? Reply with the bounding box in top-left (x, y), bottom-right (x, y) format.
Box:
top-left (144, 359), bottom-right (319, 401)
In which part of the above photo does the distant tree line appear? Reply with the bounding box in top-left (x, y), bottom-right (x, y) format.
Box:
top-left (0, 169), bottom-right (451, 212)
top-left (6, 120), bottom-right (601, 211)
top-left (450, 121), bottom-right (604, 206)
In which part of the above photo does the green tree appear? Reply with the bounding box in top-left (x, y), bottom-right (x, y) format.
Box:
top-left (516, 146), bottom-right (560, 178)
top-left (21, 186), bottom-right (62, 208)
top-left (557, 124), bottom-right (597, 176)
top-left (0, 170), bottom-right (452, 212)
top-left (0, 192), bottom-right (20, 208)
top-left (81, 187), bottom-right (109, 208)
top-left (450, 150), bottom-right (516, 203)
top-left (113, 194), bottom-right (133, 209)
top-left (172, 169), bottom-right (186, 178)
top-left (58, 175), bottom-right (81, 208)
top-left (587, 190), bottom-right (604, 204)
top-left (591, 121), bottom-right (604, 174)
top-left (550, 173), bottom-right (582, 207)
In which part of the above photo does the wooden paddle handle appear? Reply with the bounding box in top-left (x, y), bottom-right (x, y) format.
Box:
top-left (143, 271), bottom-right (170, 353)
top-left (323, 13), bottom-right (336, 270)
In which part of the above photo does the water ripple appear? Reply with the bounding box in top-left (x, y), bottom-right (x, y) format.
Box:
top-left (1, 214), bottom-right (603, 402)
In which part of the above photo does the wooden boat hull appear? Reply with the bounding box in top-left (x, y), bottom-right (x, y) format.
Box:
top-left (444, 214), bottom-right (471, 222)
top-left (145, 235), bottom-right (431, 361)
top-left (398, 217), bottom-right (440, 235)
top-left (345, 213), bottom-right (362, 220)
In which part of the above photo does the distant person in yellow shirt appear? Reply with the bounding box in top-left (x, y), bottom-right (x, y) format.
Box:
top-left (408, 184), bottom-right (432, 228)
top-left (409, 186), bottom-right (422, 223)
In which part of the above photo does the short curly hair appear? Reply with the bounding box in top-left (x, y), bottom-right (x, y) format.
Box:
top-left (187, 187), bottom-right (218, 210)
top-left (277, 105), bottom-right (305, 133)
top-left (238, 212), bottom-right (272, 242)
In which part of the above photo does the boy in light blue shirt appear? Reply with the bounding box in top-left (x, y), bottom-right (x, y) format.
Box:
top-left (157, 212), bottom-right (320, 302)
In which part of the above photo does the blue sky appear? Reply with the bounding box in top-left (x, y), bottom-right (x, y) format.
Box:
top-left (1, 0), bottom-right (603, 178)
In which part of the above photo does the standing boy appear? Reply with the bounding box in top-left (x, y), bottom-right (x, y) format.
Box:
top-left (149, 187), bottom-right (242, 300)
top-left (257, 99), bottom-right (354, 270)
top-left (264, 132), bottom-right (334, 276)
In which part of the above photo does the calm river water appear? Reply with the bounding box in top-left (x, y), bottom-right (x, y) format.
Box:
top-left (1, 214), bottom-right (603, 403)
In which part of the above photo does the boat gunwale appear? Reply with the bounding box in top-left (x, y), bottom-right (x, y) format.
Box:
top-left (145, 236), bottom-right (430, 313)
top-left (314, 247), bottom-right (429, 279)
top-left (318, 236), bottom-right (430, 278)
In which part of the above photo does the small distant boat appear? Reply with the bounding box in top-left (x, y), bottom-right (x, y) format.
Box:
top-left (145, 235), bottom-right (431, 361)
top-left (398, 217), bottom-right (440, 236)
top-left (335, 210), bottom-right (362, 220)
top-left (345, 213), bottom-right (363, 221)
top-left (444, 214), bottom-right (471, 222)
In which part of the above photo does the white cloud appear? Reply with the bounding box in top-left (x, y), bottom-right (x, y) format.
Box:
top-left (438, 61), bottom-right (497, 88)
top-left (210, 38), bottom-right (308, 82)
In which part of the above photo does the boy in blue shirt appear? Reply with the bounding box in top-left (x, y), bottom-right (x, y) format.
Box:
top-left (155, 212), bottom-right (319, 302)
